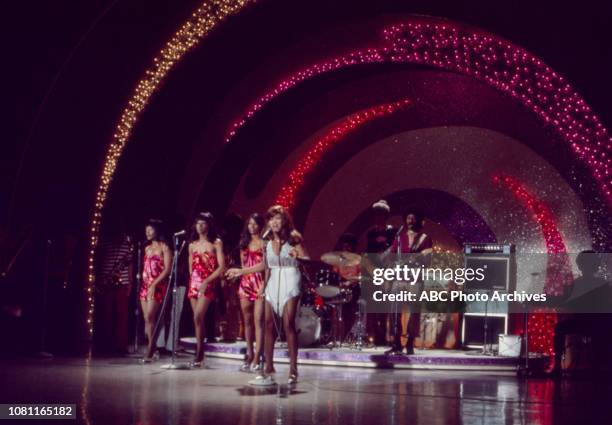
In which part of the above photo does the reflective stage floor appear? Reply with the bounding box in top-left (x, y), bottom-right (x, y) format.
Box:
top-left (181, 339), bottom-right (549, 372)
top-left (1, 355), bottom-right (610, 425)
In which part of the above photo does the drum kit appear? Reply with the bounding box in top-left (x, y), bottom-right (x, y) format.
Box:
top-left (295, 251), bottom-right (368, 349)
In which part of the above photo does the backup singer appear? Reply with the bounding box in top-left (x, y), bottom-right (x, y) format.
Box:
top-left (227, 205), bottom-right (308, 385)
top-left (140, 219), bottom-right (172, 363)
top-left (236, 213), bottom-right (266, 372)
top-left (188, 212), bottom-right (225, 367)
top-left (386, 208), bottom-right (432, 355)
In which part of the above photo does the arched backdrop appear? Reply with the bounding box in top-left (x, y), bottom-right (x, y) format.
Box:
top-left (8, 1), bottom-right (610, 352)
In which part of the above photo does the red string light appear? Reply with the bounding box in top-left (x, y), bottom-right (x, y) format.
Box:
top-left (274, 100), bottom-right (411, 210)
top-left (494, 175), bottom-right (574, 354)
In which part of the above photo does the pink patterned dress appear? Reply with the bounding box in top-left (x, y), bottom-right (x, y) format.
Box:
top-left (140, 253), bottom-right (168, 303)
top-left (188, 251), bottom-right (218, 300)
top-left (238, 248), bottom-right (264, 302)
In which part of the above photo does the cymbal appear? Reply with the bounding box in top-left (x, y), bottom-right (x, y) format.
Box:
top-left (320, 251), bottom-right (362, 267)
top-left (297, 257), bottom-right (328, 267)
top-left (342, 275), bottom-right (361, 282)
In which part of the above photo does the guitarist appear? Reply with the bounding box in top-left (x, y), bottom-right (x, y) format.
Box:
top-left (386, 208), bottom-right (433, 355)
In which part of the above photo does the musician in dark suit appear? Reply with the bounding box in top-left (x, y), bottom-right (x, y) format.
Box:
top-left (94, 230), bottom-right (134, 355)
top-left (549, 250), bottom-right (611, 376)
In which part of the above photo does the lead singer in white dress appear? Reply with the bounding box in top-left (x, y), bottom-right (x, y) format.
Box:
top-left (264, 241), bottom-right (301, 317)
top-left (226, 205), bottom-right (308, 385)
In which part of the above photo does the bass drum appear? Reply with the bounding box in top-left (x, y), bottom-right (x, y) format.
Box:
top-left (296, 305), bottom-right (322, 347)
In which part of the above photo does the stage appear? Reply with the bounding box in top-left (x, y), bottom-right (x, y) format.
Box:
top-left (1, 355), bottom-right (609, 425)
top-left (180, 338), bottom-right (549, 373)
top-left (4, 0), bottom-right (612, 424)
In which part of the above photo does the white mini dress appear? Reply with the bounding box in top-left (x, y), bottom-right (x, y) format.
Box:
top-left (264, 241), bottom-right (301, 315)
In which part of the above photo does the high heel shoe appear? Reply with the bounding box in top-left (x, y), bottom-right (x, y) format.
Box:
top-left (140, 350), bottom-right (160, 364)
top-left (240, 354), bottom-right (254, 372)
top-left (189, 359), bottom-right (204, 369)
top-left (287, 373), bottom-right (298, 385)
top-left (248, 373), bottom-right (276, 386)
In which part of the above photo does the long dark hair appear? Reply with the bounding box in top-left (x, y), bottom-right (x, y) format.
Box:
top-left (145, 218), bottom-right (167, 245)
top-left (190, 212), bottom-right (219, 242)
top-left (239, 213), bottom-right (265, 250)
top-left (264, 205), bottom-right (301, 246)
top-left (334, 233), bottom-right (358, 251)
top-left (402, 207), bottom-right (425, 231)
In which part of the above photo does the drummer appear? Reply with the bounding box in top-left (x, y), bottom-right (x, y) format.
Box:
top-left (332, 233), bottom-right (361, 339)
top-left (334, 233), bottom-right (360, 282)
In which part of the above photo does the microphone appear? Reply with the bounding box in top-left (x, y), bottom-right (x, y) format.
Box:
top-left (262, 228), bottom-right (271, 239)
top-left (173, 230), bottom-right (187, 237)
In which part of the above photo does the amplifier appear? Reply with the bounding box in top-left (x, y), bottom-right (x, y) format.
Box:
top-left (463, 243), bottom-right (516, 292)
top-left (461, 243), bottom-right (516, 347)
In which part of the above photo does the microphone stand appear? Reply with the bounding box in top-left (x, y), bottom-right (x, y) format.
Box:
top-left (130, 241), bottom-right (143, 356)
top-left (479, 297), bottom-right (495, 356)
top-left (387, 225), bottom-right (404, 356)
top-left (161, 235), bottom-right (190, 370)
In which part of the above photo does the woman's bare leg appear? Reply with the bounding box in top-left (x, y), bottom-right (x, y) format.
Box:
top-left (191, 297), bottom-right (213, 362)
top-left (239, 298), bottom-right (254, 363)
top-left (252, 298), bottom-right (264, 367)
top-left (141, 299), bottom-right (161, 358)
top-left (263, 301), bottom-right (276, 373)
top-left (282, 296), bottom-right (299, 376)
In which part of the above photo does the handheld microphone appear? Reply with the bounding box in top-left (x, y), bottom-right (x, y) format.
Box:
top-left (173, 229), bottom-right (187, 237)
top-left (262, 228), bottom-right (271, 239)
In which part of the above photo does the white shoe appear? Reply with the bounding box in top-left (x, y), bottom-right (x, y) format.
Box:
top-left (287, 374), bottom-right (298, 385)
top-left (248, 374), bottom-right (276, 387)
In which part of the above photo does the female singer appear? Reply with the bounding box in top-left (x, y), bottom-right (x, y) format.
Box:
top-left (188, 212), bottom-right (225, 367)
top-left (235, 213), bottom-right (265, 372)
top-left (140, 219), bottom-right (172, 363)
top-left (227, 205), bottom-right (308, 384)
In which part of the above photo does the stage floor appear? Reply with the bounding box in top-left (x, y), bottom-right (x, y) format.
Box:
top-left (180, 338), bottom-right (549, 372)
top-left (1, 355), bottom-right (611, 425)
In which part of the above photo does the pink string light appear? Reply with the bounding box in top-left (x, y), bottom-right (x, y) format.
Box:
top-left (274, 99), bottom-right (411, 210)
top-left (227, 21), bottom-right (611, 206)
